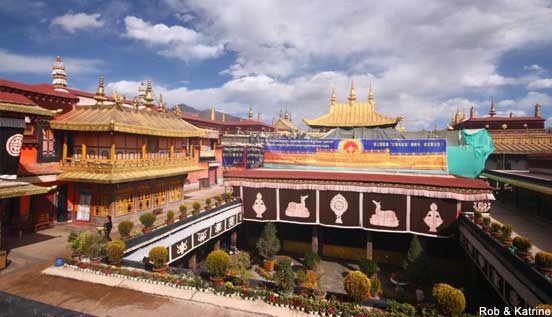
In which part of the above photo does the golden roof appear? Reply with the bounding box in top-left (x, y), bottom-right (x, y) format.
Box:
top-left (51, 104), bottom-right (208, 138)
top-left (0, 180), bottom-right (56, 199)
top-left (303, 83), bottom-right (401, 128)
top-left (275, 118), bottom-right (299, 132)
top-left (0, 102), bottom-right (53, 117)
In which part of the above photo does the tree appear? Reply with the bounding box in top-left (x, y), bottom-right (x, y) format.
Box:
top-left (256, 223), bottom-right (281, 260)
top-left (402, 235), bottom-right (431, 285)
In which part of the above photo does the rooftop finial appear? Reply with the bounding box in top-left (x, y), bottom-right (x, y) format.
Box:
top-left (348, 80), bottom-right (356, 103)
top-left (144, 80), bottom-right (154, 109)
top-left (535, 102), bottom-right (541, 117)
top-left (94, 76), bottom-right (106, 106)
top-left (461, 109), bottom-right (467, 121)
top-left (173, 104), bottom-right (181, 116)
top-left (330, 88), bottom-right (336, 106)
top-left (248, 105), bottom-right (253, 119)
top-left (489, 98), bottom-right (497, 117)
top-left (159, 94), bottom-right (167, 113)
top-left (469, 106), bottom-right (475, 119)
top-left (454, 109), bottom-right (460, 124)
top-left (221, 112), bottom-right (226, 122)
top-left (368, 83), bottom-right (374, 103)
top-left (210, 106), bottom-right (216, 120)
top-left (257, 112), bottom-right (261, 121)
top-left (279, 109), bottom-right (283, 118)
top-left (284, 109), bottom-right (290, 120)
top-left (52, 56), bottom-right (68, 91)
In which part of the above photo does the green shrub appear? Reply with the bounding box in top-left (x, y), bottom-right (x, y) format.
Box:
top-left (192, 201), bottom-right (201, 211)
top-left (402, 235), bottom-right (430, 285)
top-left (106, 240), bottom-right (125, 264)
top-left (68, 231), bottom-right (79, 253)
top-left (149, 246), bottom-right (168, 269)
top-left (432, 283), bottom-right (466, 317)
top-left (205, 198), bottom-right (212, 206)
top-left (343, 271), bottom-right (371, 302)
top-left (206, 250), bottom-right (230, 279)
top-left (139, 213), bottom-right (156, 228)
top-left (384, 300), bottom-right (416, 317)
top-left (359, 258), bottom-right (379, 277)
top-left (370, 276), bottom-right (381, 296)
top-left (77, 231), bottom-right (105, 259)
top-left (118, 219), bottom-right (134, 237)
top-left (238, 269), bottom-right (251, 286)
top-left (215, 195), bottom-right (223, 203)
top-left (304, 251), bottom-right (321, 270)
top-left (535, 251), bottom-right (552, 268)
top-left (167, 210), bottom-right (175, 220)
top-left (295, 268), bottom-right (307, 284)
top-left (474, 211), bottom-right (482, 220)
top-left (223, 192), bottom-right (231, 200)
top-left (490, 222), bottom-right (501, 233)
top-left (513, 236), bottom-right (532, 252)
top-left (179, 204), bottom-right (187, 214)
top-left (256, 223), bottom-right (281, 260)
top-left (274, 257), bottom-right (295, 293)
top-left (483, 217), bottom-right (491, 226)
top-left (228, 251), bottom-right (250, 273)
top-left (500, 224), bottom-right (512, 240)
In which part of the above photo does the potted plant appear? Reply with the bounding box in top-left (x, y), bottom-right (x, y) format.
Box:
top-left (192, 201), bottom-right (201, 215)
top-left (106, 240), bottom-right (126, 266)
top-left (482, 217), bottom-right (491, 232)
top-left (139, 213), bottom-right (156, 233)
top-left (215, 195), bottom-right (223, 207)
top-left (118, 219), bottom-right (134, 240)
top-left (224, 192), bottom-right (232, 203)
top-left (256, 223), bottom-right (281, 271)
top-left (304, 251), bottom-right (321, 271)
top-left (295, 268), bottom-right (307, 287)
top-left (490, 222), bottom-right (502, 238)
top-left (343, 271), bottom-right (371, 303)
top-left (513, 236), bottom-right (532, 260)
top-left (499, 224), bottom-right (513, 245)
top-left (313, 283), bottom-right (327, 300)
top-left (474, 211), bottom-right (483, 225)
top-left (149, 246), bottom-right (169, 274)
top-left (78, 231), bottom-right (105, 263)
top-left (179, 204), bottom-right (188, 220)
top-left (432, 283), bottom-right (466, 317)
top-left (535, 251), bottom-right (552, 275)
top-left (274, 258), bottom-right (295, 296)
top-left (359, 258), bottom-right (379, 278)
top-left (370, 276), bottom-right (382, 299)
top-left (205, 198), bottom-right (212, 210)
top-left (206, 249), bottom-right (230, 286)
top-left (237, 269), bottom-right (251, 287)
top-left (166, 210), bottom-right (175, 225)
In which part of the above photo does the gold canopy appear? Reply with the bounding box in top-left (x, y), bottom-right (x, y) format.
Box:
top-left (303, 83), bottom-right (401, 129)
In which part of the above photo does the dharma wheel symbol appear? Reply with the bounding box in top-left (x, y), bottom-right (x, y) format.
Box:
top-left (330, 194), bottom-right (348, 224)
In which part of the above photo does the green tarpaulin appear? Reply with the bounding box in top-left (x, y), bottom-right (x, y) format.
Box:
top-left (447, 129), bottom-right (494, 178)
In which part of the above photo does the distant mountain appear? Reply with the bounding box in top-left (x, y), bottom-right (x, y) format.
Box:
top-left (176, 104), bottom-right (243, 122)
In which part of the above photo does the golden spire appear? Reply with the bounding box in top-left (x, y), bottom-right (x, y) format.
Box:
top-left (52, 56), bottom-right (68, 91)
top-left (535, 102), bottom-right (541, 117)
top-left (159, 94), bottom-right (167, 113)
top-left (284, 109), bottom-right (290, 120)
top-left (348, 80), bottom-right (356, 104)
top-left (454, 109), bottom-right (460, 124)
top-left (489, 98), bottom-right (496, 117)
top-left (94, 76), bottom-right (106, 106)
top-left (173, 104), bottom-right (181, 116)
top-left (509, 111), bottom-right (514, 118)
top-left (330, 88), bottom-right (336, 106)
top-left (248, 106), bottom-right (253, 119)
top-left (210, 106), bottom-right (216, 120)
top-left (131, 97), bottom-right (138, 109)
top-left (272, 117), bottom-right (275, 125)
top-left (222, 112), bottom-right (226, 122)
top-left (469, 106), bottom-right (475, 119)
top-left (257, 112), bottom-right (261, 121)
top-left (368, 83), bottom-right (374, 103)
top-left (279, 109), bottom-right (283, 118)
top-left (144, 80), bottom-right (154, 109)
top-left (461, 109), bottom-right (467, 121)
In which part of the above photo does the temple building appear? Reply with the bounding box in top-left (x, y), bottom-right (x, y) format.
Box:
top-left (0, 92), bottom-right (57, 244)
top-left (303, 83), bottom-right (402, 132)
top-left (449, 101), bottom-right (551, 170)
top-left (272, 109), bottom-right (300, 135)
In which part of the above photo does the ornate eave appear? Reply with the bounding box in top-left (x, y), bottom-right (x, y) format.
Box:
top-left (0, 102), bottom-right (54, 117)
top-left (0, 181), bottom-right (56, 199)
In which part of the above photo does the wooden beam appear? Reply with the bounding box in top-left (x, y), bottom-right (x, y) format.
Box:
top-left (62, 134), bottom-right (68, 161)
top-left (81, 143), bottom-right (86, 162)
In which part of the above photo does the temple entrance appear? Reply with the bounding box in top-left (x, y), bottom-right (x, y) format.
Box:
top-left (56, 185), bottom-right (68, 222)
top-left (76, 192), bottom-right (91, 222)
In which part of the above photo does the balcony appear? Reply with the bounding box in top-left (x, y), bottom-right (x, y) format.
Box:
top-left (58, 156), bottom-right (205, 184)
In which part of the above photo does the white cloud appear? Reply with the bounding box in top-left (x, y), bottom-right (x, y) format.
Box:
top-left (524, 64), bottom-right (544, 73)
top-left (51, 12), bottom-right (104, 33)
top-left (527, 78), bottom-right (552, 89)
top-left (0, 49), bottom-right (102, 74)
top-left (123, 16), bottom-right (223, 61)
top-left (516, 91), bottom-right (552, 109)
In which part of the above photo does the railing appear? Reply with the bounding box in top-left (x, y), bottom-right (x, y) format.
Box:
top-left (61, 156), bottom-right (196, 174)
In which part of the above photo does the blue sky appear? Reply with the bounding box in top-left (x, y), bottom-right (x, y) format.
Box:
top-left (1, 0), bottom-right (551, 129)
